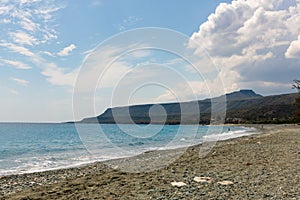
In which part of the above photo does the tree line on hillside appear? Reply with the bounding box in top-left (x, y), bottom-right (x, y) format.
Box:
top-left (78, 83), bottom-right (300, 125)
top-left (292, 79), bottom-right (300, 123)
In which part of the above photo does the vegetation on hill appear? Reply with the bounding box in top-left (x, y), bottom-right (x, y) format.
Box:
top-left (79, 90), bottom-right (298, 124)
top-left (292, 79), bottom-right (300, 123)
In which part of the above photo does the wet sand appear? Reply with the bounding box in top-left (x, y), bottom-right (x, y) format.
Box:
top-left (1, 124), bottom-right (299, 199)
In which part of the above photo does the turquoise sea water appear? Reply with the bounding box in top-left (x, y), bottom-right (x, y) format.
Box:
top-left (0, 123), bottom-right (257, 175)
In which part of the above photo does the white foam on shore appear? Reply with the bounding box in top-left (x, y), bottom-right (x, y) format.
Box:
top-left (0, 157), bottom-right (106, 176)
top-left (0, 126), bottom-right (259, 176)
top-left (0, 152), bottom-right (144, 176)
top-left (203, 127), bottom-right (258, 142)
top-left (143, 127), bottom-right (258, 151)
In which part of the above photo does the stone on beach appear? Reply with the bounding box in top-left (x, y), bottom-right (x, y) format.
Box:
top-left (171, 181), bottom-right (187, 187)
top-left (217, 180), bottom-right (234, 185)
top-left (193, 176), bottom-right (212, 183)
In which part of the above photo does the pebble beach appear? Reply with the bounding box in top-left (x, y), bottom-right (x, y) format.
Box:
top-left (1, 124), bottom-right (299, 199)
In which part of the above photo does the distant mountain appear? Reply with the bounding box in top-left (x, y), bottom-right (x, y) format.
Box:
top-left (79, 90), bottom-right (298, 124)
top-left (225, 89), bottom-right (263, 100)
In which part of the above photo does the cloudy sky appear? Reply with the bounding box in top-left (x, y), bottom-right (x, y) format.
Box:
top-left (0, 0), bottom-right (299, 122)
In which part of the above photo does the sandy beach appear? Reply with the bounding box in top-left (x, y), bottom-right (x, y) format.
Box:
top-left (1, 124), bottom-right (299, 199)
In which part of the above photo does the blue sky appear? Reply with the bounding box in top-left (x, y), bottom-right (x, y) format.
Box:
top-left (0, 0), bottom-right (299, 122)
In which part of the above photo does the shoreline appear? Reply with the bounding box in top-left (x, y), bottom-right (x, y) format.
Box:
top-left (0, 124), bottom-right (261, 178)
top-left (1, 124), bottom-right (299, 199)
top-left (0, 124), bottom-right (255, 177)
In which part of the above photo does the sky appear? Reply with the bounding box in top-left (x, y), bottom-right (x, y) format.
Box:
top-left (0, 0), bottom-right (299, 122)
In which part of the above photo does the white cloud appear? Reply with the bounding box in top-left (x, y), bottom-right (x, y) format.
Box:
top-left (33, 7), bottom-right (63, 21)
top-left (0, 58), bottom-right (31, 69)
top-left (42, 51), bottom-right (54, 57)
top-left (155, 81), bottom-right (203, 103)
top-left (0, 42), bottom-right (35, 57)
top-left (9, 31), bottom-right (38, 46)
top-left (18, 17), bottom-right (40, 32)
top-left (40, 62), bottom-right (78, 87)
top-left (190, 0), bottom-right (300, 94)
top-left (90, 0), bottom-right (102, 7)
top-left (0, 18), bottom-right (11, 23)
top-left (0, 0), bottom-right (64, 44)
top-left (115, 16), bottom-right (143, 31)
top-left (285, 34), bottom-right (300, 58)
top-left (75, 45), bottom-right (132, 92)
top-left (57, 44), bottom-right (77, 56)
top-left (0, 5), bottom-right (13, 15)
top-left (123, 16), bottom-right (143, 26)
top-left (9, 89), bottom-right (19, 95)
top-left (0, 0), bottom-right (63, 92)
top-left (11, 77), bottom-right (29, 86)
top-left (128, 50), bottom-right (151, 58)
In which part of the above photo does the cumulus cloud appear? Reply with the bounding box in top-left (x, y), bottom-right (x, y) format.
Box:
top-left (190, 0), bottom-right (300, 94)
top-left (57, 44), bottom-right (77, 56)
top-left (285, 34), bottom-right (300, 58)
top-left (11, 77), bottom-right (29, 86)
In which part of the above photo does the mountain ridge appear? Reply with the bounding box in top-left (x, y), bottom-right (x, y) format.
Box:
top-left (79, 90), bottom-right (298, 124)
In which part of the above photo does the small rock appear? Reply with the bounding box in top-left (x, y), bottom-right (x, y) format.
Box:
top-left (171, 181), bottom-right (187, 187)
top-left (113, 165), bottom-right (119, 170)
top-left (194, 176), bottom-right (212, 183)
top-left (217, 180), bottom-right (234, 185)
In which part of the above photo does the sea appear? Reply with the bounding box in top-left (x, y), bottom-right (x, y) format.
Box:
top-left (0, 123), bottom-right (257, 176)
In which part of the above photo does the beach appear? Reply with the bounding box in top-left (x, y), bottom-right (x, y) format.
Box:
top-left (1, 124), bottom-right (299, 199)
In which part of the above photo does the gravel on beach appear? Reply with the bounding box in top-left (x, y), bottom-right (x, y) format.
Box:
top-left (0, 124), bottom-right (299, 199)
